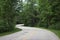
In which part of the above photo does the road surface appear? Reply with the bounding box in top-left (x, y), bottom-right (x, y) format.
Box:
top-left (0, 24), bottom-right (60, 40)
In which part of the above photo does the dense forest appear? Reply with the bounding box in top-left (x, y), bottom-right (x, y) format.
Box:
top-left (0, 0), bottom-right (17, 33)
top-left (17, 0), bottom-right (60, 29)
top-left (0, 0), bottom-right (60, 33)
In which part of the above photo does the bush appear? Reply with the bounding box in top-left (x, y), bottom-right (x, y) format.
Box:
top-left (0, 26), bottom-right (8, 33)
top-left (0, 26), bottom-right (15, 33)
top-left (0, 20), bottom-right (15, 33)
top-left (49, 23), bottom-right (60, 30)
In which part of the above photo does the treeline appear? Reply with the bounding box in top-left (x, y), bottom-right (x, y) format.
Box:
top-left (0, 0), bottom-right (60, 33)
top-left (17, 0), bottom-right (60, 30)
top-left (0, 0), bottom-right (17, 33)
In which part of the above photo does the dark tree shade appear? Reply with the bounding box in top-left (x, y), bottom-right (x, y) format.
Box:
top-left (0, 0), bottom-right (17, 33)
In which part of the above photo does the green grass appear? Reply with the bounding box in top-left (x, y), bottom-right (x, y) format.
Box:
top-left (49, 29), bottom-right (60, 38)
top-left (0, 28), bottom-right (22, 36)
top-left (35, 27), bottom-right (60, 38)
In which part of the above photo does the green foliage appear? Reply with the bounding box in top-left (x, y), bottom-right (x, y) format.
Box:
top-left (16, 0), bottom-right (24, 24)
top-left (16, 0), bottom-right (60, 30)
top-left (0, 0), bottom-right (60, 32)
top-left (0, 28), bottom-right (21, 36)
top-left (0, 0), bottom-right (17, 33)
top-left (23, 0), bottom-right (40, 26)
top-left (49, 23), bottom-right (60, 30)
top-left (50, 29), bottom-right (60, 38)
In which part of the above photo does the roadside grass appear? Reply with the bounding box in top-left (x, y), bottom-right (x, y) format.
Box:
top-left (49, 29), bottom-right (60, 38)
top-left (35, 27), bottom-right (60, 38)
top-left (0, 28), bottom-right (22, 36)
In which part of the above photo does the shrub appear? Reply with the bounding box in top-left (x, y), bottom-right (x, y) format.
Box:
top-left (49, 23), bottom-right (60, 30)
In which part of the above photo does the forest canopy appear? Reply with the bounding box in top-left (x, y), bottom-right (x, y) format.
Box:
top-left (16, 0), bottom-right (60, 30)
top-left (0, 0), bottom-right (60, 33)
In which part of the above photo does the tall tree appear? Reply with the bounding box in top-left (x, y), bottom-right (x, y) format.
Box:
top-left (35, 0), bottom-right (52, 28)
top-left (0, 0), bottom-right (17, 33)
top-left (23, 0), bottom-right (39, 26)
top-left (16, 0), bottom-right (24, 24)
top-left (48, 0), bottom-right (60, 30)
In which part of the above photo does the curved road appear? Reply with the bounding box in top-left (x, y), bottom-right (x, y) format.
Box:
top-left (0, 24), bottom-right (60, 40)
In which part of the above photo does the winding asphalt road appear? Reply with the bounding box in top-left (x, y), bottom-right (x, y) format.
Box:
top-left (0, 24), bottom-right (60, 40)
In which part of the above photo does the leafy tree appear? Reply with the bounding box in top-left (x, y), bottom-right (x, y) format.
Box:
top-left (34, 0), bottom-right (52, 28)
top-left (19, 0), bottom-right (60, 30)
top-left (48, 0), bottom-right (60, 30)
top-left (23, 0), bottom-right (39, 26)
top-left (16, 0), bottom-right (24, 24)
top-left (0, 0), bottom-right (17, 33)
